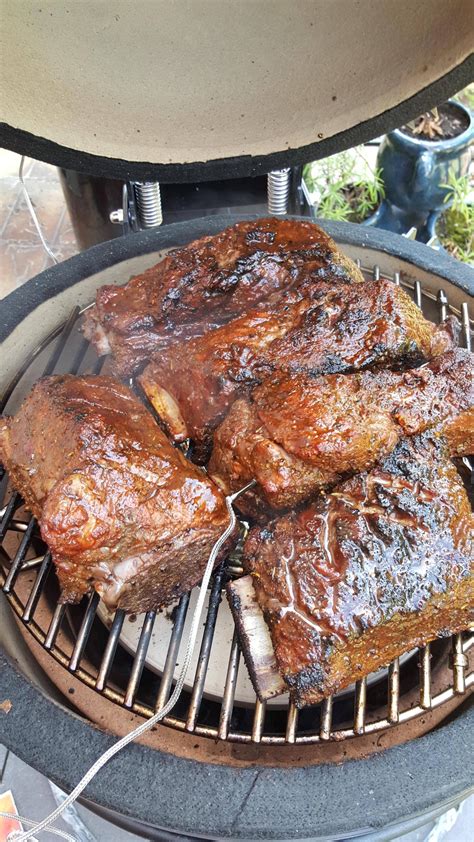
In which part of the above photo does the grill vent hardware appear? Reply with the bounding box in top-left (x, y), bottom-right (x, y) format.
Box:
top-left (0, 262), bottom-right (472, 747)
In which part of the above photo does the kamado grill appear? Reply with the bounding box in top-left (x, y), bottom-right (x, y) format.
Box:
top-left (1, 3), bottom-right (473, 841)
top-left (1, 217), bottom-right (473, 840)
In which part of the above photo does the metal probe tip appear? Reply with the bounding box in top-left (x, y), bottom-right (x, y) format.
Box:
top-left (227, 479), bottom-right (256, 503)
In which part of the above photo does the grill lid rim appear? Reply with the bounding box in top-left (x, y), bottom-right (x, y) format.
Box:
top-left (0, 54), bottom-right (472, 183)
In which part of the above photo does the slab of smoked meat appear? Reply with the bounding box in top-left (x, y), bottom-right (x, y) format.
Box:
top-left (139, 277), bottom-right (456, 461)
top-left (232, 434), bottom-right (473, 706)
top-left (210, 348), bottom-right (473, 513)
top-left (0, 376), bottom-right (229, 613)
top-left (83, 218), bottom-right (364, 375)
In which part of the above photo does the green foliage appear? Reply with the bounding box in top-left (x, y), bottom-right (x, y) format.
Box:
top-left (454, 83), bottom-right (474, 112)
top-left (303, 150), bottom-right (385, 223)
top-left (437, 172), bottom-right (474, 264)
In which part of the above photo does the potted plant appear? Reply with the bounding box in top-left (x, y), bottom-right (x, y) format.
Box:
top-left (364, 97), bottom-right (473, 241)
top-left (431, 172), bottom-right (473, 263)
top-left (302, 148), bottom-right (385, 223)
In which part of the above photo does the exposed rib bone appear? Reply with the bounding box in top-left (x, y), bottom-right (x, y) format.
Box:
top-left (227, 575), bottom-right (285, 701)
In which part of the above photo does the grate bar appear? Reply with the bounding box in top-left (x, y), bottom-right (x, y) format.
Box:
top-left (185, 566), bottom-right (226, 731)
top-left (0, 307), bottom-right (81, 413)
top-left (373, 265), bottom-right (380, 281)
top-left (0, 493), bottom-right (21, 544)
top-left (285, 701), bottom-right (299, 743)
top-left (95, 609), bottom-right (126, 691)
top-left (155, 593), bottom-right (190, 710)
top-left (42, 306), bottom-right (81, 377)
top-left (419, 644), bottom-right (432, 709)
top-left (251, 698), bottom-right (266, 743)
top-left (124, 611), bottom-right (157, 708)
top-left (69, 337), bottom-right (90, 375)
top-left (437, 289), bottom-right (448, 323)
top-left (387, 658), bottom-right (400, 723)
top-left (320, 695), bottom-right (333, 740)
top-left (2, 307), bottom-right (82, 597)
top-left (413, 280), bottom-right (422, 308)
top-left (1, 518), bottom-right (34, 534)
top-left (461, 302), bottom-right (471, 351)
top-left (226, 563), bottom-right (244, 577)
top-left (354, 677), bottom-right (367, 734)
top-left (69, 592), bottom-right (100, 672)
top-left (44, 603), bottom-right (67, 650)
top-left (393, 270), bottom-right (400, 286)
top-left (93, 355), bottom-right (107, 375)
top-left (451, 634), bottom-right (467, 695)
top-left (22, 551), bottom-right (52, 622)
top-left (2, 517), bottom-right (36, 592)
top-left (18, 555), bottom-right (44, 570)
top-left (218, 631), bottom-right (241, 740)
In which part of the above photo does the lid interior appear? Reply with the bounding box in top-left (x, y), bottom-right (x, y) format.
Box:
top-left (1, 0), bottom-right (472, 179)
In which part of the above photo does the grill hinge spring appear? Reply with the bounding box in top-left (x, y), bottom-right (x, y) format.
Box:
top-left (133, 181), bottom-right (163, 228)
top-left (267, 168), bottom-right (291, 215)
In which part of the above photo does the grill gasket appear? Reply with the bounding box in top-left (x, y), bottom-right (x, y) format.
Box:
top-left (1, 260), bottom-right (472, 746)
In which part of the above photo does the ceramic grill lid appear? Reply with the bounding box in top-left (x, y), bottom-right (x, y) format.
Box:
top-left (1, 0), bottom-right (473, 182)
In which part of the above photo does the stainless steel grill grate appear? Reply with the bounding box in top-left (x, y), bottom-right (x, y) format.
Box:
top-left (1, 260), bottom-right (473, 746)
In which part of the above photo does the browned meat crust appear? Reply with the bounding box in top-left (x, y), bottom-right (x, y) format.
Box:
top-left (209, 348), bottom-right (473, 512)
top-left (83, 218), bottom-right (364, 375)
top-left (0, 376), bottom-right (229, 613)
top-left (241, 434), bottom-right (474, 706)
top-left (138, 298), bottom-right (308, 458)
top-left (139, 278), bottom-right (455, 461)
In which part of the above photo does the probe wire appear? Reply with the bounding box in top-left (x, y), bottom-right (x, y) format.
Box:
top-left (5, 481), bottom-right (255, 842)
top-left (19, 156), bottom-right (59, 265)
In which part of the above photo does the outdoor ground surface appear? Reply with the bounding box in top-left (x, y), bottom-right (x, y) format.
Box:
top-left (0, 151), bottom-right (78, 299)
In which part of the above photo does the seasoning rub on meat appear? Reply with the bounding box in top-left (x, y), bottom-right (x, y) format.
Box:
top-left (210, 348), bottom-right (474, 513)
top-left (0, 375), bottom-right (229, 613)
top-left (228, 434), bottom-right (474, 706)
top-left (83, 218), bottom-right (364, 375)
top-left (140, 277), bottom-right (456, 461)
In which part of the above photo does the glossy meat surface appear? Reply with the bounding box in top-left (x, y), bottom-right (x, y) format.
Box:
top-left (138, 297), bottom-right (308, 459)
top-left (140, 277), bottom-right (453, 460)
top-left (83, 218), bottom-right (364, 374)
top-left (242, 435), bottom-right (474, 705)
top-left (210, 348), bottom-right (473, 512)
top-left (0, 376), bottom-right (228, 612)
